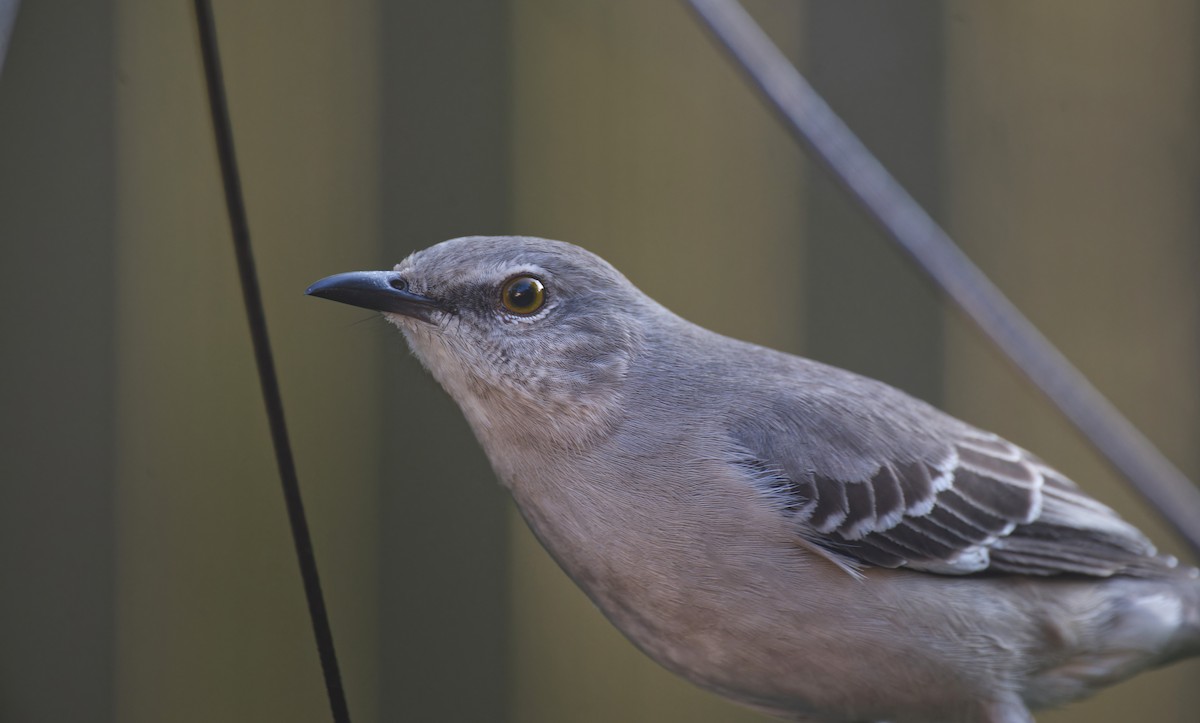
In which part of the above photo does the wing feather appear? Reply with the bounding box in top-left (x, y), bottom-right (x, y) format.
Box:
top-left (734, 400), bottom-right (1166, 577)
top-left (869, 464), bottom-right (905, 529)
top-left (808, 476), bottom-right (849, 532)
top-left (894, 461), bottom-right (939, 515)
top-left (840, 481), bottom-right (878, 538)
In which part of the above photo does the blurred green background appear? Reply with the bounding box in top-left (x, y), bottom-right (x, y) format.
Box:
top-left (1, 1), bottom-right (1197, 721)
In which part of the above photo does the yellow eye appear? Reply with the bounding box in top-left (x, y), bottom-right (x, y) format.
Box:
top-left (500, 275), bottom-right (546, 315)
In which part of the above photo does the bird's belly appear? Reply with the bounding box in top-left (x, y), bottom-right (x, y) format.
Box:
top-left (508, 476), bottom-right (1006, 722)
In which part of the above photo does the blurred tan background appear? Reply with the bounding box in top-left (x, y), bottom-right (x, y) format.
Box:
top-left (1, 1), bottom-right (1196, 722)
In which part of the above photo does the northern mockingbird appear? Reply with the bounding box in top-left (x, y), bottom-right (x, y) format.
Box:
top-left (307, 236), bottom-right (1199, 723)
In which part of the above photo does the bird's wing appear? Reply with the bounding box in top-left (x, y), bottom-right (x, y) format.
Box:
top-left (730, 375), bottom-right (1165, 577)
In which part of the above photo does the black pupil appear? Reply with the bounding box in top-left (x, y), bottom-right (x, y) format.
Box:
top-left (508, 279), bottom-right (538, 309)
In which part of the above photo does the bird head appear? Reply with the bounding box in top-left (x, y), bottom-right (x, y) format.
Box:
top-left (306, 236), bottom-right (648, 447)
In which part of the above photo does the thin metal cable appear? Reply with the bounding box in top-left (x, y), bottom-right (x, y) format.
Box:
top-left (686, 0), bottom-right (1200, 558)
top-left (192, 2), bottom-right (352, 721)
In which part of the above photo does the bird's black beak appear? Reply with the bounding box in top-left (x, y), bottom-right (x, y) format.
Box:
top-left (305, 271), bottom-right (445, 323)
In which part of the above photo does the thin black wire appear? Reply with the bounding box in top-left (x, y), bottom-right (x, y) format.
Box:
top-left (192, 2), bottom-right (352, 721)
top-left (685, 0), bottom-right (1200, 559)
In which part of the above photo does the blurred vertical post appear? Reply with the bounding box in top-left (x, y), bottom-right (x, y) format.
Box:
top-left (943, 4), bottom-right (1200, 722)
top-left (508, 1), bottom-right (804, 720)
top-left (0, 2), bottom-right (116, 721)
top-left (114, 2), bottom-right (382, 721)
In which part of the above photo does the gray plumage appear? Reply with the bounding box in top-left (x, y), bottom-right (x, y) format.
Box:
top-left (307, 236), bottom-right (1200, 723)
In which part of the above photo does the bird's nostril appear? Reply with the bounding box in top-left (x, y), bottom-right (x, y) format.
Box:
top-left (388, 276), bottom-right (408, 292)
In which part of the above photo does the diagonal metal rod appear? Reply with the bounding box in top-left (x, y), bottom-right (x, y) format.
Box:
top-left (686, 0), bottom-right (1200, 559)
top-left (0, 0), bottom-right (21, 80)
top-left (192, 2), bottom-right (352, 721)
